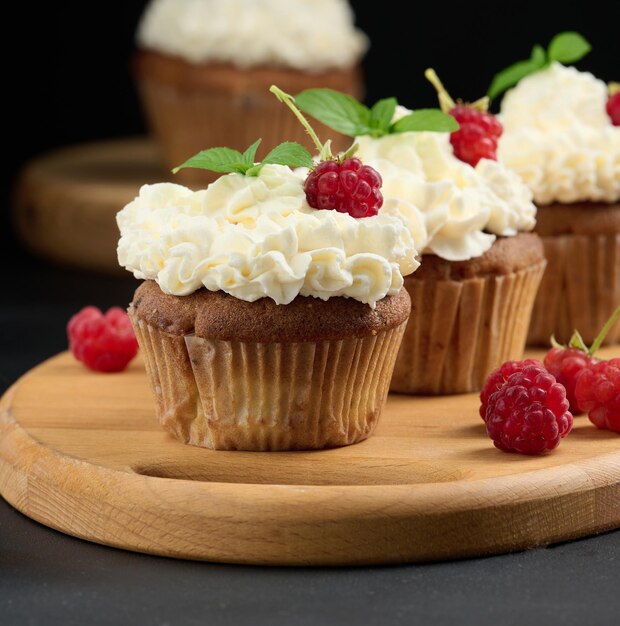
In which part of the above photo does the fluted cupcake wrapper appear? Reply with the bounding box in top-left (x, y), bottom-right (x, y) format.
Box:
top-left (527, 233), bottom-right (620, 346)
top-left (131, 312), bottom-right (406, 451)
top-left (390, 261), bottom-right (546, 395)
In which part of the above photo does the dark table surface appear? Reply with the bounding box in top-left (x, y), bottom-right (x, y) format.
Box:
top-left (2, 239), bottom-right (620, 626)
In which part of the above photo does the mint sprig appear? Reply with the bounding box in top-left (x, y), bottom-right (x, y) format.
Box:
top-left (172, 138), bottom-right (314, 176)
top-left (488, 31), bottom-right (591, 100)
top-left (294, 88), bottom-right (457, 138)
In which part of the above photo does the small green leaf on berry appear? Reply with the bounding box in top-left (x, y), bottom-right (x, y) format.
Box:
top-left (487, 44), bottom-right (548, 100)
top-left (173, 139), bottom-right (312, 177)
top-left (242, 138), bottom-right (262, 167)
top-left (296, 88), bottom-right (456, 138)
top-left (369, 97), bottom-right (398, 134)
top-left (488, 32), bottom-right (591, 100)
top-left (295, 88), bottom-right (372, 137)
top-left (391, 109), bottom-right (459, 133)
top-left (260, 142), bottom-right (314, 169)
top-left (547, 31), bottom-right (592, 64)
top-left (172, 147), bottom-right (249, 175)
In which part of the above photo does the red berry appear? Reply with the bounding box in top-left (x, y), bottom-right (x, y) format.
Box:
top-left (485, 364), bottom-right (573, 454)
top-left (574, 359), bottom-right (620, 431)
top-left (543, 347), bottom-right (597, 414)
top-left (479, 359), bottom-right (541, 421)
top-left (607, 92), bottom-right (620, 126)
top-left (451, 123), bottom-right (498, 166)
top-left (448, 106), bottom-right (502, 166)
top-left (304, 157), bottom-right (383, 218)
top-left (68, 306), bottom-right (138, 372)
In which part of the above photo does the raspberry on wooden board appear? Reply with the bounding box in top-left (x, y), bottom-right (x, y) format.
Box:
top-left (485, 364), bottom-right (573, 454)
top-left (575, 359), bottom-right (620, 432)
top-left (543, 347), bottom-right (597, 414)
top-left (479, 359), bottom-right (540, 421)
top-left (68, 306), bottom-right (138, 372)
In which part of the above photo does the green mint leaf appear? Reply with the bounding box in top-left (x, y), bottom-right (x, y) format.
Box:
top-left (242, 138), bottom-right (262, 166)
top-left (262, 141), bottom-right (314, 169)
top-left (390, 109), bottom-right (458, 133)
top-left (295, 88), bottom-right (372, 137)
top-left (547, 31), bottom-right (591, 64)
top-left (172, 146), bottom-right (248, 174)
top-left (487, 44), bottom-right (548, 100)
top-left (369, 97), bottom-right (397, 134)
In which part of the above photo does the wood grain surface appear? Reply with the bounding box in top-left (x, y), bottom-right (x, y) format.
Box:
top-left (13, 138), bottom-right (165, 274)
top-left (1, 349), bottom-right (620, 565)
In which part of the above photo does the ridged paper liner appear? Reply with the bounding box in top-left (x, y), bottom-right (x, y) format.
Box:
top-left (131, 313), bottom-right (406, 451)
top-left (390, 261), bottom-right (546, 395)
top-left (136, 76), bottom-right (356, 187)
top-left (527, 233), bottom-right (620, 346)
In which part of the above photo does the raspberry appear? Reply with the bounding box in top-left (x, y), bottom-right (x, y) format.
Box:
top-left (304, 157), bottom-right (383, 218)
top-left (607, 92), bottom-right (620, 126)
top-left (479, 358), bottom-right (540, 421)
top-left (543, 347), bottom-right (597, 414)
top-left (449, 106), bottom-right (502, 166)
top-left (450, 124), bottom-right (498, 166)
top-left (574, 359), bottom-right (620, 431)
top-left (485, 364), bottom-right (573, 454)
top-left (424, 70), bottom-right (503, 167)
top-left (68, 306), bottom-right (138, 372)
top-left (450, 106), bottom-right (503, 138)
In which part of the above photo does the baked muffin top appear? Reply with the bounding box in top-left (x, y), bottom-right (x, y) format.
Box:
top-left (131, 279), bottom-right (411, 342)
top-left (409, 232), bottom-right (544, 281)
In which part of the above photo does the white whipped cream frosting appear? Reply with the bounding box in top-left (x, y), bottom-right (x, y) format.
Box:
top-left (354, 123), bottom-right (536, 261)
top-left (499, 62), bottom-right (620, 204)
top-left (117, 165), bottom-right (418, 307)
top-left (137, 0), bottom-right (368, 71)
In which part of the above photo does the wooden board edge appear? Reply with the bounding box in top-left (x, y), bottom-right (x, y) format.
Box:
top-left (3, 355), bottom-right (620, 565)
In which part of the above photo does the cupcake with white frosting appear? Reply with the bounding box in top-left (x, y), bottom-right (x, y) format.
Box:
top-left (291, 88), bottom-right (545, 394)
top-left (352, 123), bottom-right (544, 394)
top-left (134, 0), bottom-right (368, 184)
top-left (499, 62), bottom-right (620, 346)
top-left (117, 162), bottom-right (417, 450)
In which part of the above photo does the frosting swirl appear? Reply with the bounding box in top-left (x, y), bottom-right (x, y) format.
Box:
top-left (117, 165), bottom-right (418, 307)
top-left (499, 62), bottom-right (620, 204)
top-left (137, 0), bottom-right (368, 72)
top-left (354, 124), bottom-right (536, 261)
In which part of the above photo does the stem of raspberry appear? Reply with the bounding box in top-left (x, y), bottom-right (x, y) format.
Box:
top-left (269, 84), bottom-right (383, 218)
top-left (587, 304), bottom-right (620, 356)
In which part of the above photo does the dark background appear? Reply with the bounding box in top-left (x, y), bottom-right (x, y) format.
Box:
top-left (2, 0), bottom-right (618, 251)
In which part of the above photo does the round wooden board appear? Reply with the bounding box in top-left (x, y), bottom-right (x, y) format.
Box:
top-left (1, 349), bottom-right (620, 566)
top-left (13, 138), bottom-right (166, 274)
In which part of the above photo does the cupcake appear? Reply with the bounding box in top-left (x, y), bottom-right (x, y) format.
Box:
top-left (498, 62), bottom-right (620, 346)
top-left (355, 125), bottom-right (544, 394)
top-left (117, 159), bottom-right (417, 450)
top-left (293, 90), bottom-right (545, 394)
top-left (133, 0), bottom-right (368, 185)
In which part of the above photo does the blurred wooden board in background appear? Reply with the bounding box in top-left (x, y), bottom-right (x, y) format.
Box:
top-left (13, 138), bottom-right (165, 274)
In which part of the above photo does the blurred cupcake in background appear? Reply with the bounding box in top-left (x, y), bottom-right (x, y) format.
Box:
top-left (134, 0), bottom-right (368, 185)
